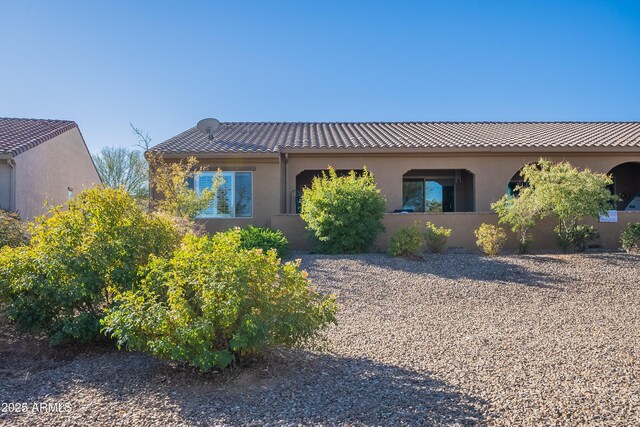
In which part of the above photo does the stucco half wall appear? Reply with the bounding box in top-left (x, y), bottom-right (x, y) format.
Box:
top-left (271, 212), bottom-right (640, 252)
top-left (13, 127), bottom-right (100, 219)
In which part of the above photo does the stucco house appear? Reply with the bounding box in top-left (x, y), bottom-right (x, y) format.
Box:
top-left (0, 117), bottom-right (101, 219)
top-left (150, 121), bottom-right (640, 250)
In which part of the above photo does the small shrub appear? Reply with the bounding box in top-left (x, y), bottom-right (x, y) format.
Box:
top-left (0, 187), bottom-right (180, 346)
top-left (300, 166), bottom-right (385, 254)
top-left (388, 224), bottom-right (425, 257)
top-left (424, 222), bottom-right (451, 253)
top-left (557, 224), bottom-right (599, 252)
top-left (102, 230), bottom-right (337, 372)
top-left (620, 222), bottom-right (640, 254)
top-left (239, 226), bottom-right (290, 259)
top-left (0, 210), bottom-right (28, 247)
top-left (474, 223), bottom-right (507, 256)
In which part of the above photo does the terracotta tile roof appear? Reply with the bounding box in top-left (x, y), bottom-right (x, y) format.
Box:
top-left (151, 121), bottom-right (640, 154)
top-left (0, 117), bottom-right (78, 156)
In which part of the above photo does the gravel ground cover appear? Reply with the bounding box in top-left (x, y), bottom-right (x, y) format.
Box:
top-left (1, 252), bottom-right (639, 426)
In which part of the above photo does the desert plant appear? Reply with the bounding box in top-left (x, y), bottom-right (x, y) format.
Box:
top-left (238, 226), bottom-right (290, 259)
top-left (521, 159), bottom-right (616, 252)
top-left (0, 187), bottom-right (180, 345)
top-left (424, 222), bottom-right (451, 253)
top-left (474, 223), bottom-right (507, 256)
top-left (557, 224), bottom-right (599, 252)
top-left (300, 166), bottom-right (385, 254)
top-left (93, 146), bottom-right (148, 200)
top-left (388, 224), bottom-right (425, 257)
top-left (0, 210), bottom-right (28, 248)
top-left (102, 230), bottom-right (337, 371)
top-left (620, 222), bottom-right (640, 253)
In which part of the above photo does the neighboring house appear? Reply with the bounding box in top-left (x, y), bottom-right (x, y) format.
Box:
top-left (150, 121), bottom-right (640, 249)
top-left (0, 117), bottom-right (101, 219)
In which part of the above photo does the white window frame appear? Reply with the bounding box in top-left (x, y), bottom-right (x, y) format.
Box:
top-left (195, 171), bottom-right (253, 219)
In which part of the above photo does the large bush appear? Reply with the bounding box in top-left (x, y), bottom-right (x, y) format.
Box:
top-left (300, 166), bottom-right (385, 254)
top-left (0, 210), bottom-right (28, 248)
top-left (102, 230), bottom-right (337, 371)
top-left (388, 224), bottom-right (424, 257)
top-left (0, 187), bottom-right (180, 345)
top-left (424, 222), bottom-right (451, 253)
top-left (620, 222), bottom-right (640, 253)
top-left (239, 226), bottom-right (290, 259)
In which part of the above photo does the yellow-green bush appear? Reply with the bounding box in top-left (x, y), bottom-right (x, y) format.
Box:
top-left (424, 222), bottom-right (451, 253)
top-left (0, 187), bottom-right (180, 345)
top-left (474, 223), bottom-right (507, 256)
top-left (388, 224), bottom-right (425, 257)
top-left (102, 230), bottom-right (337, 371)
top-left (620, 222), bottom-right (640, 254)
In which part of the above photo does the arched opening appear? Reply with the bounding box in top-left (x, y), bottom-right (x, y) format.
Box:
top-left (401, 169), bottom-right (474, 212)
top-left (608, 162), bottom-right (640, 210)
top-left (293, 169), bottom-right (364, 213)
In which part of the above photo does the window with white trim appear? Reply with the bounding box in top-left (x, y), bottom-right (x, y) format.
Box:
top-left (195, 171), bottom-right (253, 218)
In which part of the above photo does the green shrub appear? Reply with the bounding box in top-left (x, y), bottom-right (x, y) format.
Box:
top-left (239, 226), bottom-right (290, 259)
top-left (388, 224), bottom-right (425, 257)
top-left (300, 166), bottom-right (385, 254)
top-left (620, 222), bottom-right (640, 254)
top-left (0, 210), bottom-right (28, 248)
top-left (0, 187), bottom-right (180, 346)
top-left (491, 189), bottom-right (541, 254)
top-left (557, 224), bottom-right (599, 252)
top-left (424, 222), bottom-right (451, 253)
top-left (474, 223), bottom-right (507, 256)
top-left (102, 230), bottom-right (337, 372)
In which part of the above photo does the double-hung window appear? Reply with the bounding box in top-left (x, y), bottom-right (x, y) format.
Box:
top-left (195, 171), bottom-right (253, 218)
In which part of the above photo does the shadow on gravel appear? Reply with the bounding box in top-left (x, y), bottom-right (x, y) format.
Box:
top-left (303, 253), bottom-right (566, 289)
top-left (2, 349), bottom-right (487, 426)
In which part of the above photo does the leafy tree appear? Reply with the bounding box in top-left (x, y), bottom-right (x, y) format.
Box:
top-left (0, 187), bottom-right (180, 345)
top-left (491, 186), bottom-right (542, 253)
top-left (93, 147), bottom-right (148, 199)
top-left (102, 229), bottom-right (337, 371)
top-left (300, 166), bottom-right (386, 254)
top-left (148, 153), bottom-right (221, 220)
top-left (521, 159), bottom-right (616, 251)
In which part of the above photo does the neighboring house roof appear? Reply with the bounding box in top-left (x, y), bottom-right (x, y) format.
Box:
top-left (151, 121), bottom-right (640, 155)
top-left (0, 117), bottom-right (78, 156)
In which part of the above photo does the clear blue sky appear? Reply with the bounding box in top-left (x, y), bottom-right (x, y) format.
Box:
top-left (1, 0), bottom-right (640, 153)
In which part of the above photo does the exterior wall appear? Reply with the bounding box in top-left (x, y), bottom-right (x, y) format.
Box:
top-left (13, 128), bottom-right (100, 219)
top-left (284, 153), bottom-right (640, 213)
top-left (190, 157), bottom-right (281, 234)
top-left (0, 162), bottom-right (12, 211)
top-left (271, 211), bottom-right (640, 252)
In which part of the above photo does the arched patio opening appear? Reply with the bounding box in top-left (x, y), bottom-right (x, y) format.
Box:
top-left (608, 162), bottom-right (640, 210)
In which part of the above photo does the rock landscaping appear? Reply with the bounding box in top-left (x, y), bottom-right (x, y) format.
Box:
top-left (1, 252), bottom-right (639, 426)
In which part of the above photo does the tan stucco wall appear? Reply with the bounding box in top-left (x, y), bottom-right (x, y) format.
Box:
top-left (284, 152), bottom-right (640, 213)
top-left (0, 162), bottom-right (11, 211)
top-left (271, 211), bottom-right (640, 252)
top-left (188, 157), bottom-right (281, 234)
top-left (13, 128), bottom-right (100, 219)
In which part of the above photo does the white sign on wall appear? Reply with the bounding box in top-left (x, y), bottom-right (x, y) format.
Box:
top-left (599, 210), bottom-right (618, 223)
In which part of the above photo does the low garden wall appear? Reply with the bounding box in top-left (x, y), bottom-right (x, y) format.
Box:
top-left (270, 212), bottom-right (640, 252)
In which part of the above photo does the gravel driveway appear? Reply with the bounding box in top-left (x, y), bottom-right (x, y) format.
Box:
top-left (1, 252), bottom-right (639, 426)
